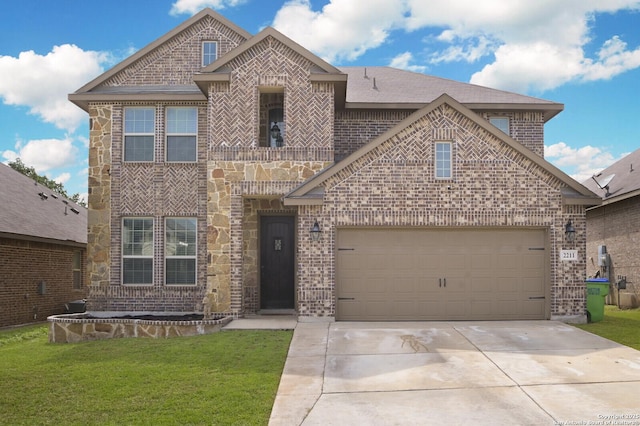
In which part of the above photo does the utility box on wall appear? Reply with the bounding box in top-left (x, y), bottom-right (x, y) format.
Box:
top-left (37, 281), bottom-right (47, 295)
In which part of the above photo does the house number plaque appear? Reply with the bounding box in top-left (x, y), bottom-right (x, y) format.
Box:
top-left (560, 249), bottom-right (578, 261)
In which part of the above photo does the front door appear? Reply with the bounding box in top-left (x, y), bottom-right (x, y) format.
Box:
top-left (260, 216), bottom-right (295, 309)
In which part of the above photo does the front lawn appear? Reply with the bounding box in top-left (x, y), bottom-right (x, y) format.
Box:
top-left (0, 325), bottom-right (292, 425)
top-left (573, 305), bottom-right (640, 350)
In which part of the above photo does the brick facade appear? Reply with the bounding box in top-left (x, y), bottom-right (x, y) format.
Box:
top-left (586, 196), bottom-right (640, 307)
top-left (77, 9), bottom-right (594, 321)
top-left (1, 237), bottom-right (86, 327)
top-left (293, 103), bottom-right (587, 318)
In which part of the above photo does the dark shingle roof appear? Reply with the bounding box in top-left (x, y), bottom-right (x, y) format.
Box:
top-left (581, 147), bottom-right (640, 202)
top-left (0, 163), bottom-right (87, 245)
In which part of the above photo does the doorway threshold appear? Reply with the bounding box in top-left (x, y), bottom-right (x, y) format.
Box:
top-left (257, 309), bottom-right (297, 316)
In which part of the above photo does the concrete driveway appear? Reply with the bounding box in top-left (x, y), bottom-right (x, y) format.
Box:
top-left (269, 321), bottom-right (640, 425)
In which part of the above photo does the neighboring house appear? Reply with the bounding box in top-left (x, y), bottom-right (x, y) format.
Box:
top-left (582, 147), bottom-right (640, 308)
top-left (0, 163), bottom-right (87, 327)
top-left (69, 9), bottom-right (600, 322)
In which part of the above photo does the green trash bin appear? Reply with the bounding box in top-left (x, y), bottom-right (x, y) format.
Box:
top-left (586, 278), bottom-right (609, 322)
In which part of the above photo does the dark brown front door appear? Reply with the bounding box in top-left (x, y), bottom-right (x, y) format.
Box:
top-left (260, 216), bottom-right (295, 309)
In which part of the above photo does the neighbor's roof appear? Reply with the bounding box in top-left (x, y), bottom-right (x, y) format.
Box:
top-left (338, 67), bottom-right (563, 121)
top-left (581, 147), bottom-right (640, 205)
top-left (0, 163), bottom-right (87, 245)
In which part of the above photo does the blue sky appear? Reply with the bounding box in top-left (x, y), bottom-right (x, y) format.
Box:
top-left (1, 0), bottom-right (639, 201)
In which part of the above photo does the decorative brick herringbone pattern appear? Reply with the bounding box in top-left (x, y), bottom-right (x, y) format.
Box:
top-left (103, 16), bottom-right (247, 87)
top-left (162, 165), bottom-right (199, 215)
top-left (208, 36), bottom-right (334, 153)
top-left (120, 164), bottom-right (156, 214)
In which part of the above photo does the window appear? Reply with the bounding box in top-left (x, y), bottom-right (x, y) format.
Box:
top-left (165, 218), bottom-right (197, 285)
top-left (259, 91), bottom-right (284, 147)
top-left (166, 107), bottom-right (197, 162)
top-left (122, 218), bottom-right (154, 285)
top-left (202, 41), bottom-right (217, 67)
top-left (435, 142), bottom-right (452, 179)
top-left (124, 107), bottom-right (155, 161)
top-left (490, 117), bottom-right (509, 135)
top-left (72, 251), bottom-right (82, 290)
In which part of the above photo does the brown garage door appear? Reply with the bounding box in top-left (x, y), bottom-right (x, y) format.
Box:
top-left (336, 228), bottom-right (548, 321)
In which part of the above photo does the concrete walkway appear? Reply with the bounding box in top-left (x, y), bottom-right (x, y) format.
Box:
top-left (268, 321), bottom-right (640, 425)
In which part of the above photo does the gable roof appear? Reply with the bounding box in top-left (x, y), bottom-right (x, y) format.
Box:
top-left (69, 8), bottom-right (251, 111)
top-left (582, 147), bottom-right (640, 206)
top-left (0, 163), bottom-right (87, 246)
top-left (338, 67), bottom-right (563, 121)
top-left (193, 26), bottom-right (347, 96)
top-left (284, 94), bottom-right (600, 206)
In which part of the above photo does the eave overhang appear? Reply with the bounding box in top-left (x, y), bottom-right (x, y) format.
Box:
top-left (344, 101), bottom-right (563, 122)
top-left (69, 89), bottom-right (207, 111)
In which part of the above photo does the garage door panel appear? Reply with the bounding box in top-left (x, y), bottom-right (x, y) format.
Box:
top-left (337, 228), bottom-right (548, 321)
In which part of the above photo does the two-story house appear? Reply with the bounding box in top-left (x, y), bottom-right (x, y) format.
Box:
top-left (69, 8), bottom-right (599, 323)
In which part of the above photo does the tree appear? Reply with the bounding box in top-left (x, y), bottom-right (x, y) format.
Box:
top-left (8, 158), bottom-right (87, 207)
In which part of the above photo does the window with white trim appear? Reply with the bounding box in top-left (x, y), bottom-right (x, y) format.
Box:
top-left (202, 41), bottom-right (217, 67)
top-left (490, 117), bottom-right (510, 135)
top-left (124, 107), bottom-right (155, 161)
top-left (122, 218), bottom-right (154, 285)
top-left (165, 218), bottom-right (197, 285)
top-left (435, 142), bottom-right (452, 179)
top-left (72, 250), bottom-right (83, 290)
top-left (166, 107), bottom-right (197, 162)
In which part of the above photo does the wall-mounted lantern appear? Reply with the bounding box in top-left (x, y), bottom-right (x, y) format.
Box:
top-left (270, 122), bottom-right (284, 147)
top-left (565, 220), bottom-right (576, 243)
top-left (310, 220), bottom-right (321, 241)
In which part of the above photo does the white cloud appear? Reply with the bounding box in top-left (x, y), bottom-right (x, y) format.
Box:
top-left (430, 34), bottom-right (497, 64)
top-left (53, 172), bottom-right (71, 185)
top-left (389, 52), bottom-right (427, 73)
top-left (273, 0), bottom-right (406, 62)
top-left (0, 44), bottom-right (109, 132)
top-left (544, 142), bottom-right (619, 183)
top-left (1, 138), bottom-right (77, 173)
top-left (270, 0), bottom-right (640, 92)
top-left (169, 0), bottom-right (247, 15)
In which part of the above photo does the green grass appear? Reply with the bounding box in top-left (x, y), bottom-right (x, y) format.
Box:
top-left (0, 325), bottom-right (292, 425)
top-left (574, 305), bottom-right (640, 350)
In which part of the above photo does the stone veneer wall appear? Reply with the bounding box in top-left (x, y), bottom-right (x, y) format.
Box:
top-left (204, 157), bottom-right (332, 314)
top-left (295, 103), bottom-right (586, 319)
top-left (48, 314), bottom-right (232, 343)
top-left (87, 104), bottom-right (112, 307)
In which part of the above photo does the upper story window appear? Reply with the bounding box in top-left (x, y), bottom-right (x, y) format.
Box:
top-left (490, 117), bottom-right (510, 135)
top-left (122, 217), bottom-right (154, 285)
top-left (202, 41), bottom-right (217, 67)
top-left (435, 141), bottom-right (452, 179)
top-left (260, 90), bottom-right (285, 147)
top-left (165, 218), bottom-right (197, 285)
top-left (166, 107), bottom-right (197, 162)
top-left (124, 107), bottom-right (155, 161)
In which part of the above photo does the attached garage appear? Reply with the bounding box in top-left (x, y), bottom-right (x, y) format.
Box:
top-left (336, 228), bottom-right (549, 321)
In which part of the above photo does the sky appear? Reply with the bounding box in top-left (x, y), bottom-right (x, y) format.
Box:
top-left (1, 0), bottom-right (639, 202)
